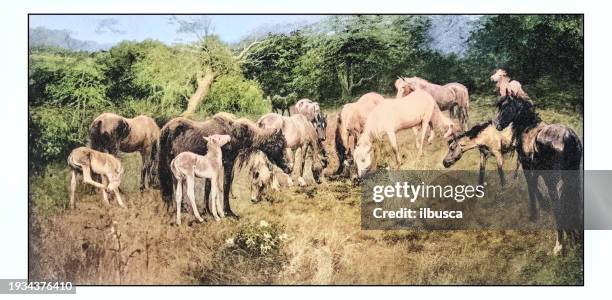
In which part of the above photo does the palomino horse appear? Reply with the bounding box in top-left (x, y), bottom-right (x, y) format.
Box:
top-left (159, 113), bottom-right (290, 218)
top-left (333, 92), bottom-right (384, 177)
top-left (354, 90), bottom-right (459, 177)
top-left (291, 98), bottom-right (327, 141)
top-left (89, 113), bottom-right (160, 191)
top-left (395, 77), bottom-right (470, 130)
top-left (490, 69), bottom-right (529, 98)
top-left (493, 94), bottom-right (582, 255)
top-left (245, 150), bottom-right (294, 203)
top-left (68, 147), bottom-right (125, 209)
top-left (257, 113), bottom-right (326, 186)
top-left (442, 121), bottom-right (516, 186)
top-left (170, 134), bottom-right (231, 224)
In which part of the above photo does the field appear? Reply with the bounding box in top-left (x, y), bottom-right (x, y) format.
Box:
top-left (29, 97), bottom-right (584, 285)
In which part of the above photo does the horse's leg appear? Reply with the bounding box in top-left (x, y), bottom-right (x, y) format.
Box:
top-left (387, 131), bottom-right (401, 168)
top-left (418, 123), bottom-right (428, 157)
top-left (492, 150), bottom-right (506, 186)
top-left (478, 151), bottom-right (487, 186)
top-left (101, 175), bottom-right (110, 206)
top-left (297, 145), bottom-right (308, 186)
top-left (543, 173), bottom-right (566, 255)
top-left (215, 174), bottom-right (225, 218)
top-left (203, 179), bottom-right (211, 215)
top-left (523, 169), bottom-right (539, 221)
top-left (113, 181), bottom-right (126, 208)
top-left (286, 148), bottom-right (294, 174)
top-left (139, 149), bottom-right (150, 191)
top-left (174, 179), bottom-right (183, 225)
top-left (186, 175), bottom-right (204, 223)
top-left (223, 162), bottom-right (238, 218)
top-left (81, 165), bottom-right (106, 190)
top-left (553, 230), bottom-right (565, 256)
top-left (69, 170), bottom-right (78, 209)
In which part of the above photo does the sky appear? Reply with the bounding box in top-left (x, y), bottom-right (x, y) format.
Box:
top-left (29, 15), bottom-right (325, 45)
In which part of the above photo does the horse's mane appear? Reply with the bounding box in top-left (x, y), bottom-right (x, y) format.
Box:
top-left (496, 95), bottom-right (541, 133)
top-left (457, 120), bottom-right (493, 140)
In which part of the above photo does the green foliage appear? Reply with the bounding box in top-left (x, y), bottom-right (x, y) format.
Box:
top-left (197, 74), bottom-right (268, 116)
top-left (229, 221), bottom-right (287, 257)
top-left (29, 162), bottom-right (71, 215)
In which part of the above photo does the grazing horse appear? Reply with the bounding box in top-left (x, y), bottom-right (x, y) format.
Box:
top-left (68, 147), bottom-right (125, 209)
top-left (396, 77), bottom-right (470, 130)
top-left (490, 69), bottom-right (529, 99)
top-left (257, 113), bottom-right (326, 186)
top-left (89, 113), bottom-right (160, 191)
top-left (170, 134), bottom-right (230, 224)
top-left (442, 121), bottom-right (517, 186)
top-left (353, 90), bottom-right (459, 177)
top-left (291, 98), bottom-right (327, 141)
top-left (271, 93), bottom-right (296, 116)
top-left (246, 150), bottom-right (294, 203)
top-left (493, 94), bottom-right (582, 255)
top-left (159, 113), bottom-right (290, 218)
top-left (333, 92), bottom-right (384, 177)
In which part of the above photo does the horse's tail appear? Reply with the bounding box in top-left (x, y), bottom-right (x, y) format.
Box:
top-left (149, 137), bottom-right (160, 188)
top-left (158, 125), bottom-right (176, 208)
top-left (333, 112), bottom-right (348, 176)
top-left (560, 128), bottom-right (583, 233)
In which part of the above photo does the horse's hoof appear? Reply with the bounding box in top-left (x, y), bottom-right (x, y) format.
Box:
top-left (553, 244), bottom-right (563, 256)
top-left (298, 177), bottom-right (307, 187)
top-left (225, 211), bottom-right (240, 220)
top-left (197, 217), bottom-right (204, 223)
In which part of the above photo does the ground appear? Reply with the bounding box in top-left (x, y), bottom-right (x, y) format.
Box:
top-left (29, 97), bottom-right (584, 285)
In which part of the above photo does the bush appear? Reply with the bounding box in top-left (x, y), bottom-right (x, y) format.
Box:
top-left (227, 220), bottom-right (287, 257)
top-left (197, 74), bottom-right (269, 116)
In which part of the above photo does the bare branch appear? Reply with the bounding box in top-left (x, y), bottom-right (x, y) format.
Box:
top-left (236, 40), bottom-right (263, 61)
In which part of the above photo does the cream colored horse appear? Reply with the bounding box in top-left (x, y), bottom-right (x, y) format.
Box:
top-left (354, 90), bottom-right (459, 177)
top-left (396, 77), bottom-right (470, 130)
top-left (490, 69), bottom-right (529, 98)
top-left (68, 147), bottom-right (125, 209)
top-left (170, 134), bottom-right (231, 224)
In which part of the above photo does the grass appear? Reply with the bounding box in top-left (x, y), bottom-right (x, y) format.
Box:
top-left (28, 99), bottom-right (583, 285)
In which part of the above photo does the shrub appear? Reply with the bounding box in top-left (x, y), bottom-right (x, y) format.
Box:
top-left (197, 74), bottom-right (269, 116)
top-left (228, 220), bottom-right (287, 257)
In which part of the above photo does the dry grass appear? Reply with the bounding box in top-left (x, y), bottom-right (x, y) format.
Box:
top-left (29, 98), bottom-right (583, 285)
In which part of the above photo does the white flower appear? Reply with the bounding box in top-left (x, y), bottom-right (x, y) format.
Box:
top-left (279, 233), bottom-right (289, 241)
top-left (225, 237), bottom-right (235, 246)
top-left (259, 220), bottom-right (270, 227)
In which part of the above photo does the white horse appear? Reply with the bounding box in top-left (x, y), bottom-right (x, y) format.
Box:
top-left (170, 134), bottom-right (231, 224)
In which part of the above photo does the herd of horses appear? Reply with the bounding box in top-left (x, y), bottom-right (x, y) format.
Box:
top-left (66, 69), bottom-right (582, 256)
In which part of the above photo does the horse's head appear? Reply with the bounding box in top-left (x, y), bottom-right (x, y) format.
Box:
top-left (354, 136), bottom-right (376, 178)
top-left (394, 77), bottom-right (413, 98)
top-left (258, 128), bottom-right (291, 174)
top-left (490, 69), bottom-right (507, 82)
top-left (248, 152), bottom-right (275, 203)
top-left (314, 113), bottom-right (327, 141)
top-left (442, 136), bottom-right (465, 168)
top-left (493, 95), bottom-right (534, 131)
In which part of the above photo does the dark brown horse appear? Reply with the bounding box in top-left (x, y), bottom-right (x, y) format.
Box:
top-left (89, 113), bottom-right (160, 191)
top-left (158, 113), bottom-right (290, 218)
top-left (493, 94), bottom-right (582, 255)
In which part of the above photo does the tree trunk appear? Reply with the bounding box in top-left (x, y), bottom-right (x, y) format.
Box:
top-left (182, 68), bottom-right (215, 117)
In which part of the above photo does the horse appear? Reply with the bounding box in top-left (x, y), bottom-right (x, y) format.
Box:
top-left (271, 93), bottom-right (297, 116)
top-left (396, 77), bottom-right (470, 130)
top-left (442, 121), bottom-right (517, 186)
top-left (490, 69), bottom-right (529, 99)
top-left (170, 134), bottom-right (230, 224)
top-left (257, 113), bottom-right (326, 186)
top-left (353, 90), bottom-right (460, 177)
top-left (291, 98), bottom-right (327, 142)
top-left (246, 150), bottom-right (294, 203)
top-left (333, 92), bottom-right (384, 178)
top-left (493, 94), bottom-right (582, 255)
top-left (89, 113), bottom-right (160, 191)
top-left (158, 113), bottom-right (290, 218)
top-left (68, 147), bottom-right (125, 209)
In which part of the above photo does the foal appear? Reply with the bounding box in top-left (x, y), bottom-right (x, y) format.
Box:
top-left (170, 134), bottom-right (231, 224)
top-left (68, 147), bottom-right (125, 209)
top-left (442, 121), bottom-right (516, 186)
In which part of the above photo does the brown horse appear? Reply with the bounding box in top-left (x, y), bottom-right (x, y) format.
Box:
top-left (246, 150), bottom-right (294, 203)
top-left (333, 92), bottom-right (384, 177)
top-left (354, 90), bottom-right (459, 177)
top-left (396, 77), bottom-right (470, 130)
top-left (158, 113), bottom-right (290, 218)
top-left (89, 113), bottom-right (160, 191)
top-left (257, 113), bottom-right (326, 186)
top-left (490, 69), bottom-right (529, 98)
